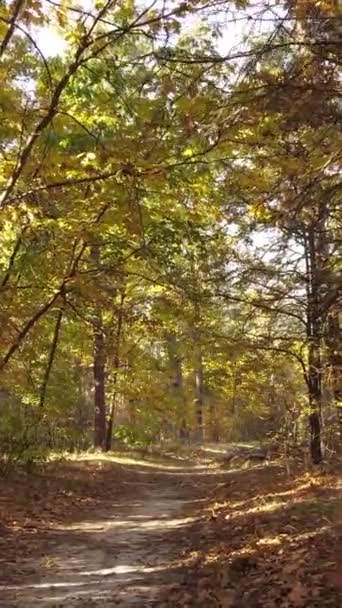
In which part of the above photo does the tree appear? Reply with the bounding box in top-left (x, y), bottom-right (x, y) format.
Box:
top-left (0, 0), bottom-right (339, 464)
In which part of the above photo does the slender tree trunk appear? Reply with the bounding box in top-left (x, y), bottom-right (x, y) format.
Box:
top-left (105, 291), bottom-right (125, 452)
top-left (39, 308), bottom-right (63, 408)
top-left (0, 229), bottom-right (26, 290)
top-left (0, 238), bottom-right (89, 372)
top-left (93, 317), bottom-right (106, 449)
top-left (166, 333), bottom-right (188, 441)
top-left (0, 290), bottom-right (61, 371)
top-left (305, 228), bottom-right (323, 464)
top-left (0, 0), bottom-right (26, 59)
top-left (194, 361), bottom-right (204, 442)
top-left (76, 360), bottom-right (92, 448)
top-left (208, 398), bottom-right (219, 442)
top-left (105, 391), bottom-right (116, 452)
top-left (193, 324), bottom-right (204, 443)
top-left (167, 333), bottom-right (183, 389)
top-left (91, 245), bottom-right (106, 450)
top-left (308, 337), bottom-right (323, 464)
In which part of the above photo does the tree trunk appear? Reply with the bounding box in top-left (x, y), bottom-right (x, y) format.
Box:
top-left (166, 333), bottom-right (188, 441)
top-left (76, 361), bottom-right (92, 448)
top-left (209, 398), bottom-right (220, 442)
top-left (105, 395), bottom-right (116, 452)
top-left (309, 410), bottom-right (322, 464)
top-left (93, 319), bottom-right (106, 449)
top-left (308, 335), bottom-right (323, 463)
top-left (39, 307), bottom-right (63, 408)
top-left (194, 364), bottom-right (204, 442)
top-left (0, 0), bottom-right (26, 59)
top-left (193, 326), bottom-right (204, 443)
top-left (105, 291), bottom-right (125, 452)
top-left (91, 245), bottom-right (106, 450)
top-left (0, 229), bottom-right (26, 290)
top-left (0, 290), bottom-right (61, 371)
top-left (305, 228), bottom-right (323, 464)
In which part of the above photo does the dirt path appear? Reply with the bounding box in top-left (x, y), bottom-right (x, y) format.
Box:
top-left (0, 458), bottom-right (216, 607)
top-left (1, 454), bottom-right (342, 608)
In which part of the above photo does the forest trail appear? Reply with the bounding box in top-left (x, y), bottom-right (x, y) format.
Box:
top-left (1, 453), bottom-right (342, 607)
top-left (0, 455), bottom-right (222, 607)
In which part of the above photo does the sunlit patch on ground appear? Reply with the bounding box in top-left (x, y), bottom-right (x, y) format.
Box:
top-left (53, 513), bottom-right (195, 533)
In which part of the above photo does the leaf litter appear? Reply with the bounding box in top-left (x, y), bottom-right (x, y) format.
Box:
top-left (0, 453), bottom-right (342, 607)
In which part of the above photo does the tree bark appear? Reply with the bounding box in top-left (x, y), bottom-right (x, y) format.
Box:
top-left (0, 230), bottom-right (26, 290)
top-left (193, 325), bottom-right (204, 443)
top-left (0, 290), bottom-right (61, 371)
top-left (91, 245), bottom-right (106, 450)
top-left (0, 0), bottom-right (26, 59)
top-left (166, 333), bottom-right (188, 441)
top-left (93, 317), bottom-right (106, 449)
top-left (39, 307), bottom-right (63, 408)
top-left (305, 227), bottom-right (323, 463)
top-left (0, 238), bottom-right (88, 372)
top-left (105, 385), bottom-right (116, 452)
top-left (105, 291), bottom-right (125, 452)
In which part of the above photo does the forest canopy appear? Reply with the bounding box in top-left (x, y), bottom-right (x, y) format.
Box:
top-left (0, 0), bottom-right (340, 466)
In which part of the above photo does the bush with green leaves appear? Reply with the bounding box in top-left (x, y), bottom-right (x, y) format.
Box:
top-left (0, 392), bottom-right (50, 473)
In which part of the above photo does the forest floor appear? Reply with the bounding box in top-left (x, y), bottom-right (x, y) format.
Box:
top-left (1, 449), bottom-right (342, 607)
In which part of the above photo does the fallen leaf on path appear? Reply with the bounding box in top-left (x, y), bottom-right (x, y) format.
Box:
top-left (288, 581), bottom-right (307, 606)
